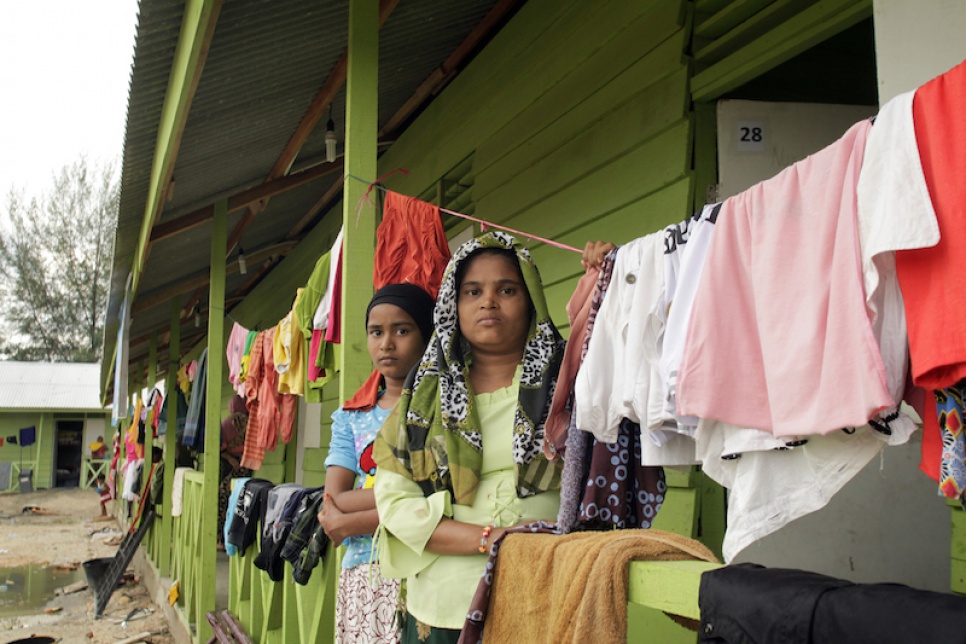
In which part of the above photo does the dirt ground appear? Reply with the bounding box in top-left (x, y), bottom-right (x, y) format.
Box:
top-left (0, 488), bottom-right (174, 644)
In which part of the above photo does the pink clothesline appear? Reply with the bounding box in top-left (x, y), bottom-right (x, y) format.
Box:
top-left (348, 172), bottom-right (583, 254)
top-left (439, 207), bottom-right (582, 254)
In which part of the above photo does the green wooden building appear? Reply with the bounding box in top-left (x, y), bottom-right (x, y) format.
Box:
top-left (100, 0), bottom-right (966, 641)
top-left (0, 361), bottom-right (109, 492)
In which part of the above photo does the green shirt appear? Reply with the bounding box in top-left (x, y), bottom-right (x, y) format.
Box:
top-left (374, 378), bottom-right (561, 629)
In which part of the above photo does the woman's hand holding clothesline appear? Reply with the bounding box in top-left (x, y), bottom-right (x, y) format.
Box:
top-left (581, 240), bottom-right (616, 270)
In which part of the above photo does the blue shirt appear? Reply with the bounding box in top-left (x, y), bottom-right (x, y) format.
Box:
top-left (323, 403), bottom-right (391, 569)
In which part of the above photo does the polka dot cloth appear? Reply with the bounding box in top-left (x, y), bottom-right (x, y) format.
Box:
top-left (575, 418), bottom-right (665, 531)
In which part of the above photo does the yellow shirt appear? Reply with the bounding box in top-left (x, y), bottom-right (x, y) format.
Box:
top-left (274, 289), bottom-right (305, 396)
top-left (374, 379), bottom-right (560, 629)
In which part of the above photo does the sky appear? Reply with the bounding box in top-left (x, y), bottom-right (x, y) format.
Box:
top-left (0, 1), bottom-right (140, 198)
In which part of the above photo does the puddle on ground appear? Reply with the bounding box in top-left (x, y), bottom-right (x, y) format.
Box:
top-left (0, 564), bottom-right (83, 617)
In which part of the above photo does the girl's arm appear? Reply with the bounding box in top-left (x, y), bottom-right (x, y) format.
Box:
top-left (318, 465), bottom-right (379, 546)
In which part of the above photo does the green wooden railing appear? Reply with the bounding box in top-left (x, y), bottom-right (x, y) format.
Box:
top-left (229, 537), bottom-right (338, 643)
top-left (0, 461), bottom-right (23, 494)
top-left (81, 457), bottom-right (110, 489)
top-left (134, 461), bottom-right (966, 642)
top-left (169, 470), bottom-right (207, 634)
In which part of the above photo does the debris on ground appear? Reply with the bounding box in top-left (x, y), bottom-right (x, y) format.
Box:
top-left (21, 505), bottom-right (58, 515)
top-left (55, 580), bottom-right (89, 596)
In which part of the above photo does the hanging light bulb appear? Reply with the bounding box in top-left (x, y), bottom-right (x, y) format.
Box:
top-left (238, 247), bottom-right (248, 275)
top-left (325, 105), bottom-right (337, 163)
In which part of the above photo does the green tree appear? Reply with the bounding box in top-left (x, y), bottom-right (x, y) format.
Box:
top-left (0, 158), bottom-right (118, 361)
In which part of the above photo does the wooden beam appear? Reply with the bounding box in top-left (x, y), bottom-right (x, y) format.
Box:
top-left (268, 0), bottom-right (399, 181)
top-left (340, 0), bottom-right (380, 403)
top-left (222, 0), bottom-right (400, 255)
top-left (378, 0), bottom-right (522, 138)
top-left (694, 0), bottom-right (814, 65)
top-left (150, 160), bottom-right (342, 243)
top-left (627, 560), bottom-right (720, 622)
top-left (132, 241), bottom-right (298, 314)
top-left (691, 0), bottom-right (871, 101)
top-left (200, 198), bottom-right (228, 642)
top-left (286, 178), bottom-right (345, 239)
top-left (694, 0), bottom-right (777, 41)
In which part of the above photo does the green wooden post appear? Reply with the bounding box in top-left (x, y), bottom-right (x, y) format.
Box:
top-left (284, 418), bottom-right (299, 483)
top-left (339, 0), bottom-right (379, 404)
top-left (35, 413), bottom-right (46, 489)
top-left (200, 197), bottom-right (228, 642)
top-left (160, 297), bottom-right (181, 575)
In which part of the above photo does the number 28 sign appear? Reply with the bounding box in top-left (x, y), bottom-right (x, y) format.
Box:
top-left (736, 120), bottom-right (766, 152)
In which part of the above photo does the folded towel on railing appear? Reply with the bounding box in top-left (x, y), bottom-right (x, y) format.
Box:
top-left (463, 528), bottom-right (718, 644)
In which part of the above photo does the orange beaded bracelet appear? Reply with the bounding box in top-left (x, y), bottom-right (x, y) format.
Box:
top-left (478, 524), bottom-right (495, 554)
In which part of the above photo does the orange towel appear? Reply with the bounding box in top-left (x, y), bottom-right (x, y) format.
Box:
top-left (484, 530), bottom-right (717, 643)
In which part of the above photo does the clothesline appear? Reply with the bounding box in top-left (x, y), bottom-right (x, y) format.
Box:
top-left (346, 173), bottom-right (583, 254)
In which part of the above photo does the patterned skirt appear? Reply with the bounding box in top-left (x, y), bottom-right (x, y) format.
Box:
top-left (336, 562), bottom-right (402, 644)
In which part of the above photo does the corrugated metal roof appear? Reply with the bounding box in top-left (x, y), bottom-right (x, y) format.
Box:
top-left (103, 0), bottom-right (517, 397)
top-left (0, 362), bottom-right (105, 411)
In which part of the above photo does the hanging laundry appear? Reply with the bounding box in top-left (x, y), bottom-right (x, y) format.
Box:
top-left (312, 229), bottom-right (342, 334)
top-left (677, 120), bottom-right (894, 437)
top-left (241, 332), bottom-right (270, 470)
top-left (241, 329), bottom-right (297, 470)
top-left (225, 478), bottom-right (274, 557)
top-left (274, 289), bottom-right (305, 396)
top-left (324, 238), bottom-right (343, 344)
top-left (18, 426), bottom-right (35, 447)
top-left (576, 234), bottom-right (663, 441)
top-left (255, 484), bottom-right (316, 582)
top-left (237, 329), bottom-right (258, 387)
top-left (936, 383), bottom-right (966, 502)
top-left (574, 233), bottom-right (696, 466)
top-left (157, 388), bottom-right (187, 437)
top-left (182, 349), bottom-right (208, 448)
top-left (294, 243), bottom-right (335, 402)
top-left (226, 322), bottom-right (251, 397)
top-left (544, 266), bottom-right (600, 460)
top-left (345, 192), bottom-right (451, 409)
top-left (697, 417), bottom-right (905, 562)
top-left (279, 488), bottom-right (329, 584)
top-left (575, 419), bottom-right (665, 531)
top-left (558, 250), bottom-right (617, 533)
top-left (222, 477), bottom-right (251, 556)
top-left (659, 205), bottom-right (722, 438)
top-left (374, 190), bottom-right (450, 298)
top-left (895, 59), bottom-right (966, 391)
top-left (854, 87), bottom-right (941, 448)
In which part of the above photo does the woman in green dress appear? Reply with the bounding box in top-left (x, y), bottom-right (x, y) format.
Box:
top-left (374, 231), bottom-right (567, 642)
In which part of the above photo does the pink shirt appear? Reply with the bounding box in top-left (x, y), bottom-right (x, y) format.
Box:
top-left (226, 322), bottom-right (249, 396)
top-left (677, 120), bottom-right (892, 437)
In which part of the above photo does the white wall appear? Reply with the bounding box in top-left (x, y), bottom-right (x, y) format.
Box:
top-left (873, 0), bottom-right (966, 104)
top-left (716, 100), bottom-right (874, 200)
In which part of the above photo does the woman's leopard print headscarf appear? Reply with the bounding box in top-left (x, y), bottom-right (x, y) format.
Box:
top-left (374, 231), bottom-right (565, 505)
